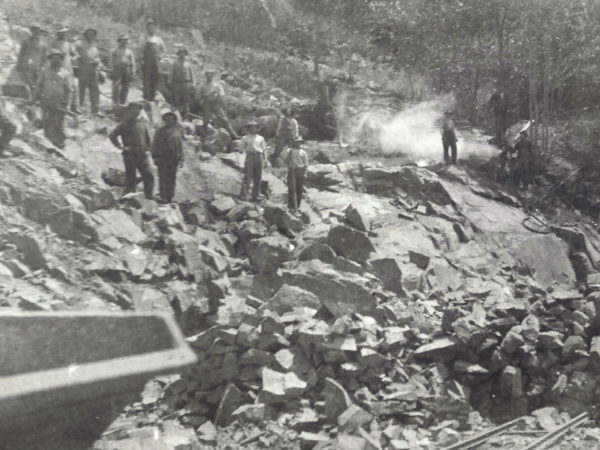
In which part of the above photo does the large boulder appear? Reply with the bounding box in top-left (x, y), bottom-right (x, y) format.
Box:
top-left (512, 234), bottom-right (575, 288)
top-left (327, 225), bottom-right (375, 263)
top-left (282, 260), bottom-right (377, 317)
top-left (343, 204), bottom-right (370, 232)
top-left (296, 242), bottom-right (336, 264)
top-left (246, 235), bottom-right (292, 274)
top-left (263, 203), bottom-right (303, 234)
top-left (552, 225), bottom-right (600, 269)
top-left (91, 209), bottom-right (147, 245)
top-left (426, 260), bottom-right (463, 292)
top-left (260, 285), bottom-right (321, 314)
top-left (369, 257), bottom-right (403, 294)
top-left (361, 165), bottom-right (452, 205)
top-left (305, 164), bottom-right (346, 190)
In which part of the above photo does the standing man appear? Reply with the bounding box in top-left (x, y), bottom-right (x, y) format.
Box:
top-left (51, 26), bottom-right (79, 113)
top-left (239, 121), bottom-right (268, 202)
top-left (441, 111), bottom-right (458, 165)
top-left (282, 137), bottom-right (309, 212)
top-left (109, 102), bottom-right (155, 199)
top-left (111, 35), bottom-right (136, 106)
top-left (272, 105), bottom-right (299, 166)
top-left (152, 109), bottom-right (184, 203)
top-left (17, 24), bottom-right (47, 96)
top-left (0, 103), bottom-right (17, 157)
top-left (169, 47), bottom-right (195, 118)
top-left (200, 69), bottom-right (238, 140)
top-left (489, 88), bottom-right (508, 145)
top-left (77, 28), bottom-right (102, 115)
top-left (34, 49), bottom-right (72, 149)
top-left (138, 20), bottom-right (165, 102)
top-left (513, 130), bottom-right (534, 190)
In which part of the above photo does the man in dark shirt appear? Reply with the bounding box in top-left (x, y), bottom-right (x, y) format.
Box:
top-left (441, 111), bottom-right (458, 164)
top-left (109, 102), bottom-right (155, 199)
top-left (513, 130), bottom-right (534, 190)
top-left (152, 110), bottom-right (184, 203)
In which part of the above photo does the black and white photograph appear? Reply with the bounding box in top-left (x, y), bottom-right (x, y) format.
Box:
top-left (1, 0), bottom-right (600, 448)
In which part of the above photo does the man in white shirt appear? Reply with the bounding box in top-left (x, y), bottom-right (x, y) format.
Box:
top-left (51, 26), bottom-right (79, 113)
top-left (239, 121), bottom-right (269, 202)
top-left (138, 20), bottom-right (165, 101)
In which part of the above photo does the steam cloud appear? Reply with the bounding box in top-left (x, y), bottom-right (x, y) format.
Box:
top-left (343, 94), bottom-right (500, 164)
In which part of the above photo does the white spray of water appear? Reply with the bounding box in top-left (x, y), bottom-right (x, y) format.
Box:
top-left (344, 94), bottom-right (499, 163)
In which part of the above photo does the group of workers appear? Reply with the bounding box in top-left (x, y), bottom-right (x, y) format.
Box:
top-left (2, 20), bottom-right (539, 210)
top-left (107, 101), bottom-right (307, 208)
top-left (2, 20), bottom-right (309, 208)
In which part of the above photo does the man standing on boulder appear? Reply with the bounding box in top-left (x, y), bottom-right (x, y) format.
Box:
top-left (111, 35), bottom-right (136, 106)
top-left (441, 111), bottom-right (458, 164)
top-left (282, 136), bottom-right (309, 212)
top-left (239, 120), bottom-right (268, 202)
top-left (51, 26), bottom-right (79, 113)
top-left (76, 28), bottom-right (102, 116)
top-left (34, 49), bottom-right (72, 149)
top-left (17, 24), bottom-right (47, 96)
top-left (152, 109), bottom-right (184, 203)
top-left (272, 105), bottom-right (299, 166)
top-left (199, 69), bottom-right (238, 141)
top-left (169, 47), bottom-right (195, 118)
top-left (138, 20), bottom-right (165, 102)
top-left (109, 102), bottom-right (155, 199)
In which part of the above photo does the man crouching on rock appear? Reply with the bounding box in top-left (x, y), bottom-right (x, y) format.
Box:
top-left (152, 109), bottom-right (184, 203)
top-left (109, 102), bottom-right (155, 199)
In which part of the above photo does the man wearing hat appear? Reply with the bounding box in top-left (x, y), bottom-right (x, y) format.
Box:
top-left (138, 20), bottom-right (165, 101)
top-left (34, 49), bottom-right (73, 149)
top-left (169, 47), bottom-right (195, 117)
top-left (282, 136), bottom-right (309, 211)
top-left (199, 69), bottom-right (238, 140)
top-left (151, 109), bottom-right (184, 203)
top-left (109, 102), bottom-right (155, 199)
top-left (17, 24), bottom-right (48, 94)
top-left (51, 26), bottom-right (79, 113)
top-left (76, 28), bottom-right (102, 115)
top-left (239, 120), bottom-right (268, 202)
top-left (111, 35), bottom-right (136, 105)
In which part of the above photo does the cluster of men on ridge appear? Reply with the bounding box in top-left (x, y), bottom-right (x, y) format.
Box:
top-left (1, 20), bottom-right (309, 208)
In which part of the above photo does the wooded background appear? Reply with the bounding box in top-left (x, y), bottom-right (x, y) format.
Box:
top-left (88, 0), bottom-right (600, 151)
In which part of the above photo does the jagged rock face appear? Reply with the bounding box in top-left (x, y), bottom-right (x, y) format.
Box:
top-left (5, 10), bottom-right (600, 447)
top-left (281, 260), bottom-right (377, 316)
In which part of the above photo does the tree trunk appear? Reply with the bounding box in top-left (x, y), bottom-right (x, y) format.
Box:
top-left (542, 33), bottom-right (551, 156)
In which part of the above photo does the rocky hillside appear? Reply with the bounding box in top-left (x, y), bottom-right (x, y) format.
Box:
top-left (4, 5), bottom-right (600, 450)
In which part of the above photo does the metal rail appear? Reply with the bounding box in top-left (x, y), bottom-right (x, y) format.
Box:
top-left (523, 412), bottom-right (588, 450)
top-left (443, 416), bottom-right (526, 450)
